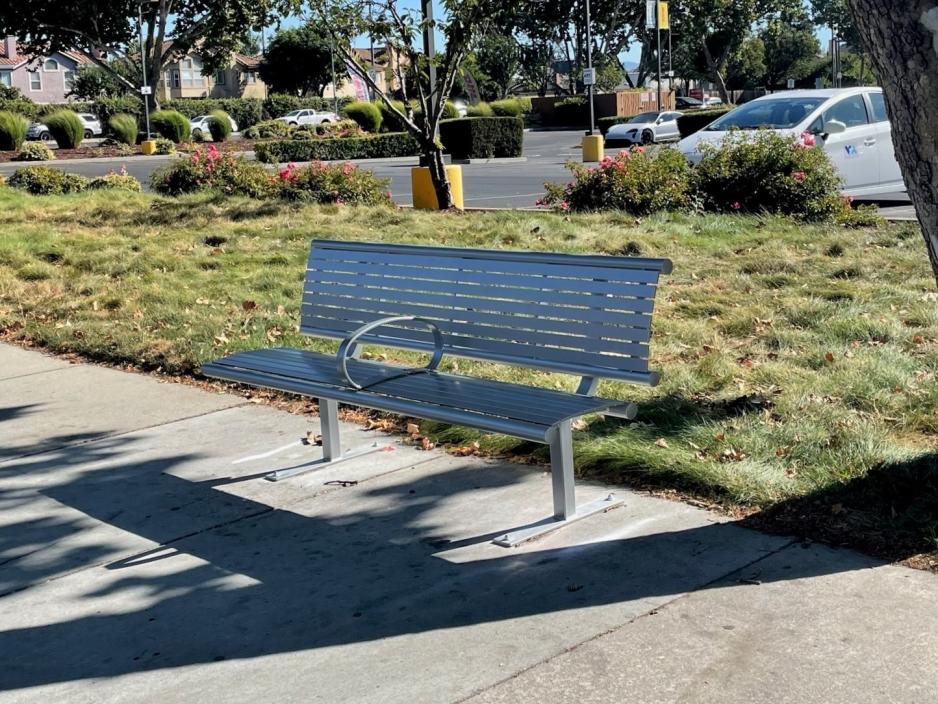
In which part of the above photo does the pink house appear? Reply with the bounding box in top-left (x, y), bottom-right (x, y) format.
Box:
top-left (0, 37), bottom-right (93, 104)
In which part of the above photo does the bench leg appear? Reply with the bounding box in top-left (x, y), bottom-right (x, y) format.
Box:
top-left (492, 420), bottom-right (625, 547)
top-left (265, 399), bottom-right (389, 482)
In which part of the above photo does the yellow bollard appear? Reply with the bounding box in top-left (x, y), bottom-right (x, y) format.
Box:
top-left (141, 139), bottom-right (158, 155)
top-left (582, 134), bottom-right (604, 162)
top-left (411, 165), bottom-right (464, 210)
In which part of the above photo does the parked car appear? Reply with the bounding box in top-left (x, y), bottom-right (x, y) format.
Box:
top-left (27, 114), bottom-right (102, 141)
top-left (451, 99), bottom-right (468, 117)
top-left (703, 97), bottom-right (724, 106)
top-left (678, 87), bottom-right (905, 198)
top-left (675, 96), bottom-right (704, 110)
top-left (606, 111), bottom-right (683, 146)
top-left (276, 109), bottom-right (340, 127)
top-left (189, 114), bottom-right (239, 139)
top-left (77, 113), bottom-right (103, 138)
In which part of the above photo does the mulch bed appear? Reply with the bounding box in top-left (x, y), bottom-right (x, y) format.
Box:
top-left (0, 138), bottom-right (259, 163)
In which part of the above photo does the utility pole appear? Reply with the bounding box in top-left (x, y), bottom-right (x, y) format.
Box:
top-left (138, 1), bottom-right (151, 138)
top-left (585, 0), bottom-right (595, 135)
top-left (656, 1), bottom-right (662, 111)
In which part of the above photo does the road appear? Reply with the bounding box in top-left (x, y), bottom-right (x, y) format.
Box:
top-left (0, 129), bottom-right (914, 213)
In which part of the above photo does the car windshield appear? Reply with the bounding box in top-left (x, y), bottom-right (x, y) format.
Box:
top-left (193, 116), bottom-right (207, 122)
top-left (630, 112), bottom-right (660, 123)
top-left (705, 97), bottom-right (825, 131)
top-left (286, 111), bottom-right (301, 116)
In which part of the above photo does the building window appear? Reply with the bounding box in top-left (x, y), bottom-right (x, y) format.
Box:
top-left (63, 69), bottom-right (75, 93)
top-left (181, 69), bottom-right (203, 87)
top-left (182, 58), bottom-right (193, 69)
top-left (29, 70), bottom-right (41, 91)
top-left (245, 71), bottom-right (256, 84)
top-left (43, 58), bottom-right (59, 71)
top-left (172, 70), bottom-right (180, 88)
top-left (0, 71), bottom-right (10, 88)
top-left (215, 70), bottom-right (226, 85)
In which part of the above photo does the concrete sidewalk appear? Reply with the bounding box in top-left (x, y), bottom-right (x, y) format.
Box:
top-left (0, 342), bottom-right (935, 703)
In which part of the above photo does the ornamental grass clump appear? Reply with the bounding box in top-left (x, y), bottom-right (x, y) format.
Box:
top-left (541, 146), bottom-right (692, 214)
top-left (0, 110), bottom-right (28, 151)
top-left (693, 129), bottom-right (844, 221)
top-left (44, 110), bottom-right (84, 149)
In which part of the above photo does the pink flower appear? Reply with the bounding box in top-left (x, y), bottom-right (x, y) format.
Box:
top-left (800, 131), bottom-right (816, 147)
top-left (618, 150), bottom-right (630, 158)
top-left (731, 201), bottom-right (741, 211)
top-left (559, 201), bottom-right (570, 212)
top-left (535, 198), bottom-right (544, 207)
top-left (191, 151), bottom-right (201, 164)
top-left (633, 146), bottom-right (646, 154)
top-left (792, 171), bottom-right (807, 183)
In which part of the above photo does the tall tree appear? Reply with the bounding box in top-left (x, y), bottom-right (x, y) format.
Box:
top-left (0, 0), bottom-right (298, 107)
top-left (846, 0), bottom-right (938, 284)
top-left (259, 25), bottom-right (335, 96)
top-left (760, 16), bottom-right (821, 88)
top-left (470, 33), bottom-right (523, 101)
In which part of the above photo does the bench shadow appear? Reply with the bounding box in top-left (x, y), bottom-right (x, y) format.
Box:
top-left (0, 429), bottom-right (901, 693)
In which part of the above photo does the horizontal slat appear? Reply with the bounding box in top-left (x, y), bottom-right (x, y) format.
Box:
top-left (305, 267), bottom-right (657, 301)
top-left (302, 290), bottom-right (654, 327)
top-left (302, 323), bottom-right (657, 382)
top-left (310, 249), bottom-right (664, 284)
top-left (301, 307), bottom-right (651, 351)
top-left (312, 239), bottom-right (673, 274)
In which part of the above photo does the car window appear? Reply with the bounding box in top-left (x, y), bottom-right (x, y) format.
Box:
top-left (630, 112), bottom-right (659, 123)
top-left (707, 97), bottom-right (825, 130)
top-left (868, 92), bottom-right (888, 123)
top-left (823, 95), bottom-right (869, 128)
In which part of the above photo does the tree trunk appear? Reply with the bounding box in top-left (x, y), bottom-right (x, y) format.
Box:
top-left (700, 37), bottom-right (730, 103)
top-left (847, 0), bottom-right (938, 284)
top-left (424, 142), bottom-right (454, 210)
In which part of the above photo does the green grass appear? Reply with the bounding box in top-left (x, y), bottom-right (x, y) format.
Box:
top-left (2, 188), bottom-right (937, 563)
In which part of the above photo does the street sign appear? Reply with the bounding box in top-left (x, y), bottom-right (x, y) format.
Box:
top-left (787, 78), bottom-right (795, 89)
top-left (139, 86), bottom-right (152, 95)
top-left (582, 68), bottom-right (596, 86)
top-left (646, 0), bottom-right (656, 28)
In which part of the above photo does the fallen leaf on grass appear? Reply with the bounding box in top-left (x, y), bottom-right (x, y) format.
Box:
top-left (824, 352), bottom-right (835, 363)
top-left (406, 422), bottom-right (420, 436)
top-left (420, 436), bottom-right (435, 451)
top-left (242, 300), bottom-right (257, 311)
top-left (655, 438), bottom-right (669, 448)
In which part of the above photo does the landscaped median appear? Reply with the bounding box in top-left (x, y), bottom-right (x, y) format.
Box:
top-left (0, 187), bottom-right (936, 567)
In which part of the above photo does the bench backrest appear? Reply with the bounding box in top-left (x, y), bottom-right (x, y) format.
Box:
top-left (302, 240), bottom-right (672, 386)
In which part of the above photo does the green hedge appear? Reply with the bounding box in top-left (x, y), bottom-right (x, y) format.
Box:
top-left (164, 98), bottom-right (262, 130)
top-left (255, 132), bottom-right (419, 163)
top-left (439, 116), bottom-right (524, 160)
top-left (91, 96), bottom-right (145, 125)
top-left (343, 101), bottom-right (382, 132)
top-left (262, 93), bottom-right (352, 121)
top-left (677, 107), bottom-right (733, 138)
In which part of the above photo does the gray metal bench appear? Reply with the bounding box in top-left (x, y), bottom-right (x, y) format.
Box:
top-left (202, 239), bottom-right (672, 546)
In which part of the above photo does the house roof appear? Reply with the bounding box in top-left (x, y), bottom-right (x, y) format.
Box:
top-left (351, 46), bottom-right (391, 66)
top-left (234, 54), bottom-right (261, 69)
top-left (0, 41), bottom-right (93, 68)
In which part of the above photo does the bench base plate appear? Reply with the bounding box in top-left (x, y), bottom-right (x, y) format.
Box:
top-left (265, 443), bottom-right (392, 482)
top-left (492, 494), bottom-right (625, 547)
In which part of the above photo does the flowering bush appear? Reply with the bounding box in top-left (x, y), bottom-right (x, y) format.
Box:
top-left (693, 130), bottom-right (844, 220)
top-left (9, 166), bottom-right (88, 194)
top-left (540, 147), bottom-right (692, 214)
top-left (15, 141), bottom-right (55, 161)
top-left (150, 145), bottom-right (273, 198)
top-left (88, 167), bottom-right (141, 192)
top-left (154, 137), bottom-right (176, 155)
top-left (277, 161), bottom-right (393, 205)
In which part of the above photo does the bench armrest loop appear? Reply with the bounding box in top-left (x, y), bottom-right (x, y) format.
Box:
top-left (336, 315), bottom-right (445, 390)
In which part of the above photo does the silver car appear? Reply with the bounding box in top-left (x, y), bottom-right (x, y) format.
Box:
top-left (27, 113), bottom-right (102, 141)
top-left (606, 111), bottom-right (683, 146)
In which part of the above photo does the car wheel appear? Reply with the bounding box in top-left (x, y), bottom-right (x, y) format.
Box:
top-left (39, 131), bottom-right (51, 141)
top-left (84, 129), bottom-right (93, 139)
top-left (289, 121), bottom-right (298, 126)
top-left (320, 119), bottom-right (330, 124)
top-left (641, 129), bottom-right (654, 145)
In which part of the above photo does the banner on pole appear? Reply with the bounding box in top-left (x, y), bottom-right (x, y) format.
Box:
top-left (346, 61), bottom-right (369, 101)
top-left (658, 2), bottom-right (670, 30)
top-left (646, 1), bottom-right (656, 29)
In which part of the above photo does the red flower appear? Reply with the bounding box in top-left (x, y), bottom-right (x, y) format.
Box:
top-left (731, 201), bottom-right (742, 210)
top-left (792, 171), bottom-right (807, 183)
top-left (800, 131), bottom-right (816, 147)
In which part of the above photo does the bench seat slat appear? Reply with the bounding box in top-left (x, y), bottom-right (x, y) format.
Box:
top-left (203, 348), bottom-right (624, 441)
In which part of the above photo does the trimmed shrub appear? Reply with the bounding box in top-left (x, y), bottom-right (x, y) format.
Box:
top-left (277, 161), bottom-right (393, 205)
top-left (541, 147), bottom-right (692, 214)
top-left (208, 109), bottom-right (232, 142)
top-left (88, 167), bottom-right (142, 192)
top-left (489, 98), bottom-right (528, 117)
top-left (314, 119), bottom-right (363, 139)
top-left (44, 110), bottom-right (84, 148)
top-left (693, 130), bottom-right (844, 221)
top-left (15, 141), bottom-right (55, 161)
top-left (151, 145), bottom-right (275, 198)
top-left (0, 110), bottom-right (28, 151)
top-left (466, 102), bottom-right (494, 117)
top-left (37, 102), bottom-right (93, 119)
top-left (244, 119), bottom-right (292, 140)
top-left (439, 117), bottom-right (524, 160)
top-left (8, 166), bottom-right (88, 195)
top-left (343, 101), bottom-right (382, 132)
top-left (108, 113), bottom-right (137, 145)
top-left (378, 100), bottom-right (409, 132)
top-left (0, 84), bottom-right (38, 119)
top-left (154, 137), bottom-right (176, 155)
top-left (150, 109), bottom-right (190, 143)
top-left (677, 107), bottom-right (733, 137)
top-left (255, 132), bottom-right (419, 163)
top-left (92, 96), bottom-right (144, 125)
top-left (262, 93), bottom-right (351, 121)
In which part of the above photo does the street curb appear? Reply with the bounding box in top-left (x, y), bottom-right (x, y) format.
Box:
top-left (452, 157), bottom-right (528, 165)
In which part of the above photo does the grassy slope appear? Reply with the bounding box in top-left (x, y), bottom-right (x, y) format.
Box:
top-left (2, 189), bottom-right (936, 562)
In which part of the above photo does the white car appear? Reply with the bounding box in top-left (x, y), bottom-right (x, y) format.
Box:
top-left (276, 109), bottom-right (340, 127)
top-left (189, 114), bottom-right (239, 139)
top-left (77, 113), bottom-right (103, 138)
top-left (606, 110), bottom-right (683, 146)
top-left (678, 88), bottom-right (905, 198)
top-left (703, 97), bottom-right (724, 106)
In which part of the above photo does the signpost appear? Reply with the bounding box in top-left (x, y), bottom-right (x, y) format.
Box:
top-left (582, 68), bottom-right (596, 86)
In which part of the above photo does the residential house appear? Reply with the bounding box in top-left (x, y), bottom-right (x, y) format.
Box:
top-left (157, 44), bottom-right (266, 101)
top-left (323, 46), bottom-right (406, 100)
top-left (0, 36), bottom-right (93, 103)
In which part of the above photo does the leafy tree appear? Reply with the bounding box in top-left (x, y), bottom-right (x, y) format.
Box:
top-left (308, 0), bottom-right (504, 209)
top-left (259, 25), bottom-right (335, 96)
top-left (725, 37), bottom-right (766, 90)
top-left (68, 65), bottom-right (133, 100)
top-left (760, 17), bottom-right (821, 88)
top-left (470, 34), bottom-right (523, 101)
top-left (845, 0), bottom-right (938, 285)
top-left (0, 0), bottom-right (299, 107)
